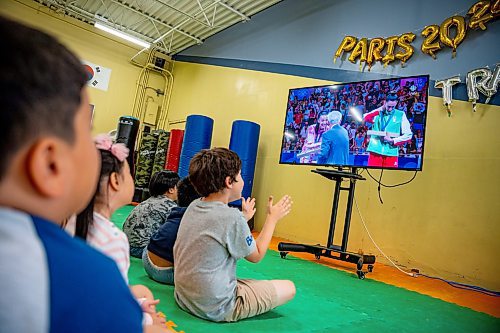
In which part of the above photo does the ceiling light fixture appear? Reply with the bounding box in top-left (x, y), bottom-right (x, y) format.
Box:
top-left (94, 22), bottom-right (150, 49)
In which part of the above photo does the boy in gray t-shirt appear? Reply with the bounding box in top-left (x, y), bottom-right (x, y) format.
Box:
top-left (173, 148), bottom-right (295, 322)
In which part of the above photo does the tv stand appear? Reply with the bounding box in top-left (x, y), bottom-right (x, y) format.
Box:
top-left (278, 168), bottom-right (376, 279)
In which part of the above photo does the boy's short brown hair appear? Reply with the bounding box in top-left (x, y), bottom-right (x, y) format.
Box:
top-left (189, 148), bottom-right (241, 197)
top-left (0, 16), bottom-right (87, 180)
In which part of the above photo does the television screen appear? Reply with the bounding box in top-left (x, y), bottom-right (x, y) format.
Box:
top-left (279, 75), bottom-right (429, 171)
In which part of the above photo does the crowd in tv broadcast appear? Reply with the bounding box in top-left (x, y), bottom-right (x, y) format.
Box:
top-left (282, 77), bottom-right (428, 163)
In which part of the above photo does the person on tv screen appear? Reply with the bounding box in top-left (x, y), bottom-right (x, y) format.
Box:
top-left (295, 111), bottom-right (331, 163)
top-left (315, 111), bottom-right (331, 141)
top-left (299, 125), bottom-right (320, 163)
top-left (317, 111), bottom-right (349, 165)
top-left (363, 92), bottom-right (412, 168)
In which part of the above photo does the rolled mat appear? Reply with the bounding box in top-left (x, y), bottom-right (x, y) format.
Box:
top-left (134, 132), bottom-right (158, 190)
top-left (178, 115), bottom-right (214, 177)
top-left (229, 120), bottom-right (261, 199)
top-left (151, 130), bottom-right (170, 176)
top-left (165, 129), bottom-right (184, 172)
top-left (116, 116), bottom-right (140, 177)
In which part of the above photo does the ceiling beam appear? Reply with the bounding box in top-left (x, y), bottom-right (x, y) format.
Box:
top-left (43, 0), bottom-right (172, 54)
top-left (218, 1), bottom-right (249, 21)
top-left (111, 0), bottom-right (202, 44)
top-left (154, 0), bottom-right (213, 27)
top-left (35, 0), bottom-right (268, 57)
top-left (196, 0), bottom-right (211, 26)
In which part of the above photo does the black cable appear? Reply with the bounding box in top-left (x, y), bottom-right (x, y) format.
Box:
top-left (417, 273), bottom-right (500, 297)
top-left (354, 179), bottom-right (498, 298)
top-left (366, 169), bottom-right (418, 188)
top-left (361, 168), bottom-right (497, 298)
top-left (377, 169), bottom-right (384, 204)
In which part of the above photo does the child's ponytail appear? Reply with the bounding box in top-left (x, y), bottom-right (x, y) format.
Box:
top-left (75, 196), bottom-right (95, 240)
top-left (75, 134), bottom-right (129, 240)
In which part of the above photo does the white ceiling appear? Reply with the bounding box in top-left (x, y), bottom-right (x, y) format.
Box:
top-left (34, 0), bottom-right (282, 56)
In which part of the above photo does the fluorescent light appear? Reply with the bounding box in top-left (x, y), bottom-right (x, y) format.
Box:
top-left (94, 22), bottom-right (150, 49)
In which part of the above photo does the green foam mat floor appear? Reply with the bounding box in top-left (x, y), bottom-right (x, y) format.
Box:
top-left (113, 206), bottom-right (500, 333)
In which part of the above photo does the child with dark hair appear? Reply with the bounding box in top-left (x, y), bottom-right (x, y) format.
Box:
top-left (143, 177), bottom-right (201, 285)
top-left (71, 134), bottom-right (133, 281)
top-left (123, 170), bottom-right (180, 257)
top-left (173, 148), bottom-right (296, 322)
top-left (67, 134), bottom-right (166, 328)
top-left (0, 16), bottom-right (154, 332)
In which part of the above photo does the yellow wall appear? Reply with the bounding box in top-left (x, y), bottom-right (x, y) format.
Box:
top-left (167, 61), bottom-right (500, 290)
top-left (0, 0), bottom-right (166, 135)
top-left (2, 0), bottom-right (499, 290)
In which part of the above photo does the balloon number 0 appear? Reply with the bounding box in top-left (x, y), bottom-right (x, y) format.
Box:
top-left (439, 16), bottom-right (466, 58)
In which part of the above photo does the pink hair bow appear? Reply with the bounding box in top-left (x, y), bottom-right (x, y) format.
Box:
top-left (94, 134), bottom-right (129, 162)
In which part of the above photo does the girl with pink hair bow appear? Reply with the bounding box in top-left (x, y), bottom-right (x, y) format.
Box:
top-left (67, 134), bottom-right (166, 329)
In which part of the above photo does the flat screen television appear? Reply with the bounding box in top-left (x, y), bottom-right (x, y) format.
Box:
top-left (279, 75), bottom-right (429, 171)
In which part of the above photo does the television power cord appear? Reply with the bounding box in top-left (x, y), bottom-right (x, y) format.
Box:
top-left (353, 196), bottom-right (415, 277)
top-left (353, 196), bottom-right (500, 297)
top-left (365, 169), bottom-right (418, 204)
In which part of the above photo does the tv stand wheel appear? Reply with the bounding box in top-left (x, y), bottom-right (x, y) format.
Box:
top-left (315, 253), bottom-right (321, 260)
top-left (280, 251), bottom-right (288, 259)
top-left (368, 264), bottom-right (374, 273)
top-left (356, 258), bottom-right (364, 271)
top-left (357, 270), bottom-right (365, 280)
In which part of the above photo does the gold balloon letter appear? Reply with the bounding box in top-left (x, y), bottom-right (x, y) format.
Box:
top-left (421, 25), bottom-right (442, 59)
top-left (334, 36), bottom-right (357, 63)
top-left (492, 0), bottom-right (500, 15)
top-left (468, 1), bottom-right (493, 30)
top-left (348, 38), bottom-right (368, 65)
top-left (395, 32), bottom-right (416, 65)
top-left (382, 36), bottom-right (399, 67)
top-left (367, 38), bottom-right (385, 71)
top-left (440, 16), bottom-right (467, 58)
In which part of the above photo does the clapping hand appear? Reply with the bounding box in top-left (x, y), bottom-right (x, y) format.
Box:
top-left (267, 195), bottom-right (293, 222)
top-left (242, 197), bottom-right (256, 221)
